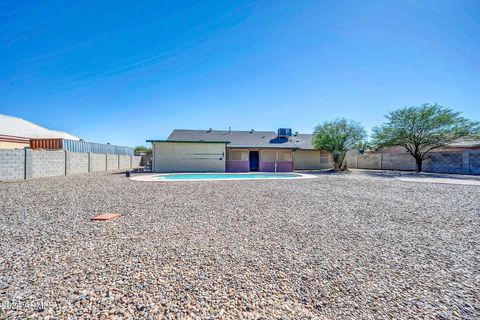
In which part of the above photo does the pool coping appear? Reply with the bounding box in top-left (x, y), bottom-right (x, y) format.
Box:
top-left (129, 172), bottom-right (318, 182)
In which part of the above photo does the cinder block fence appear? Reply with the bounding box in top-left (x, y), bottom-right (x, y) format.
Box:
top-left (0, 149), bottom-right (142, 181)
top-left (0, 149), bottom-right (25, 181)
top-left (345, 150), bottom-right (480, 175)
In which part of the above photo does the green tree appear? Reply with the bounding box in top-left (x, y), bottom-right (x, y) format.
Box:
top-left (313, 118), bottom-right (367, 171)
top-left (134, 145), bottom-right (152, 155)
top-left (355, 141), bottom-right (372, 154)
top-left (371, 103), bottom-right (480, 172)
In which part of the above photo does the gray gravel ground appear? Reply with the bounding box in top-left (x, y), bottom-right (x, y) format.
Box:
top-left (0, 171), bottom-right (479, 319)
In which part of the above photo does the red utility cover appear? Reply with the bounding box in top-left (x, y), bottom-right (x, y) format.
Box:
top-left (90, 213), bottom-right (121, 221)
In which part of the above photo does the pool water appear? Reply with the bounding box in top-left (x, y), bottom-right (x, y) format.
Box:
top-left (153, 172), bottom-right (305, 181)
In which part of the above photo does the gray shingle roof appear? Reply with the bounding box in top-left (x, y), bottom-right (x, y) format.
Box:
top-left (447, 139), bottom-right (480, 148)
top-left (291, 133), bottom-right (315, 150)
top-left (167, 129), bottom-right (316, 149)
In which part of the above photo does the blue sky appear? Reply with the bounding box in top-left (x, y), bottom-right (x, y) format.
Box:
top-left (1, 0), bottom-right (479, 146)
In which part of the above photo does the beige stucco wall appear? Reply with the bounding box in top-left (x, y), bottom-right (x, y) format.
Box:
top-left (0, 141), bottom-right (29, 149)
top-left (153, 142), bottom-right (226, 172)
top-left (293, 150), bottom-right (332, 170)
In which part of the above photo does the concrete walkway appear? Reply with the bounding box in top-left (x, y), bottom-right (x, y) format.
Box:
top-left (348, 169), bottom-right (480, 185)
top-left (396, 176), bottom-right (480, 186)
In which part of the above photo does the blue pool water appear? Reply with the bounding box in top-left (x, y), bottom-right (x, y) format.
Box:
top-left (153, 172), bottom-right (303, 181)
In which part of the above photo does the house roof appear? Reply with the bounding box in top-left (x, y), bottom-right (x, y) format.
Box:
top-left (166, 129), bottom-right (316, 150)
top-left (290, 133), bottom-right (315, 150)
top-left (146, 139), bottom-right (229, 144)
top-left (446, 139), bottom-right (480, 148)
top-left (0, 114), bottom-right (80, 140)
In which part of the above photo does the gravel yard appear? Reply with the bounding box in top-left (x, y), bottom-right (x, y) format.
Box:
top-left (1, 171), bottom-right (479, 319)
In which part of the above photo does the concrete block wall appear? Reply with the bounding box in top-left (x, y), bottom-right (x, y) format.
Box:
top-left (89, 153), bottom-right (107, 172)
top-left (31, 150), bottom-right (65, 178)
top-left (470, 151), bottom-right (480, 175)
top-left (344, 155), bottom-right (358, 169)
top-left (107, 154), bottom-right (119, 171)
top-left (0, 149), bottom-right (25, 181)
top-left (381, 153), bottom-right (416, 171)
top-left (132, 156), bottom-right (142, 168)
top-left (0, 149), bottom-right (143, 181)
top-left (357, 154), bottom-right (382, 169)
top-left (66, 152), bottom-right (89, 175)
top-left (348, 150), bottom-right (479, 175)
top-left (118, 155), bottom-right (131, 169)
top-left (423, 152), bottom-right (463, 174)
top-left (25, 149), bottom-right (33, 179)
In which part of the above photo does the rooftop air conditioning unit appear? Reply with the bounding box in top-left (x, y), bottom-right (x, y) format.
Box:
top-left (277, 128), bottom-right (292, 138)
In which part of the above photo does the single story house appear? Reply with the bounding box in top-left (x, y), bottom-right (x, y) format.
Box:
top-left (147, 128), bottom-right (331, 172)
top-left (0, 114), bottom-right (80, 149)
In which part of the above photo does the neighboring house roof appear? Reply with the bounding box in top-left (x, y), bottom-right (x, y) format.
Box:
top-left (368, 139), bottom-right (480, 154)
top-left (446, 139), bottom-right (480, 149)
top-left (167, 129), bottom-right (315, 149)
top-left (0, 114), bottom-right (80, 140)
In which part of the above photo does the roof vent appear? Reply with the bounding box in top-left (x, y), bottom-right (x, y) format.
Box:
top-left (277, 128), bottom-right (292, 138)
top-left (294, 131), bottom-right (299, 136)
top-left (207, 128), bottom-right (213, 133)
top-left (249, 129), bottom-right (254, 134)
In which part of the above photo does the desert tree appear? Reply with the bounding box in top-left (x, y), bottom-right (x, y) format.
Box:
top-left (371, 103), bottom-right (480, 172)
top-left (313, 118), bottom-right (367, 171)
top-left (134, 145), bottom-right (152, 155)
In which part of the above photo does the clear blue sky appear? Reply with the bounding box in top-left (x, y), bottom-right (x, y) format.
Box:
top-left (1, 0), bottom-right (479, 146)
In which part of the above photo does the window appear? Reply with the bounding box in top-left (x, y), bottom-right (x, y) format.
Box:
top-left (320, 151), bottom-right (330, 163)
top-left (261, 151), bottom-right (277, 162)
top-left (320, 151), bottom-right (330, 158)
top-left (228, 150), bottom-right (248, 161)
top-left (261, 150), bottom-right (292, 162)
top-left (320, 157), bottom-right (330, 164)
top-left (277, 151), bottom-right (292, 162)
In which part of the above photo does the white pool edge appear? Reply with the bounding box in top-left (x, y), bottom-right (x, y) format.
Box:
top-left (129, 172), bottom-right (318, 182)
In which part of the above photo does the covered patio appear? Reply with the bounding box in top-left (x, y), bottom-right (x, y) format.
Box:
top-left (226, 148), bottom-right (294, 172)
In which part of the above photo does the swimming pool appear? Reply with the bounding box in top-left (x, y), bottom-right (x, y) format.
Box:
top-left (130, 172), bottom-right (316, 182)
